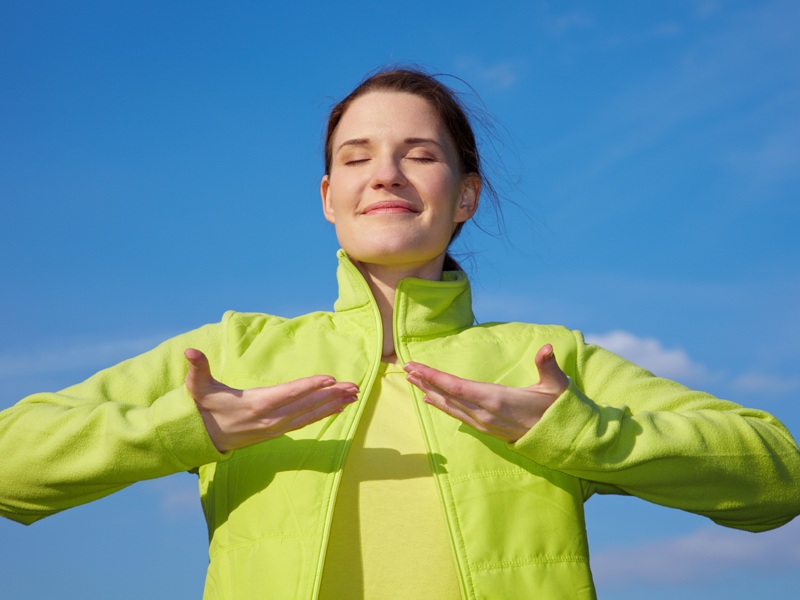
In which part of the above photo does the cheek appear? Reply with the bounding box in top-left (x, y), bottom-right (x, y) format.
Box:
top-left (324, 184), bottom-right (347, 218)
top-left (327, 174), bottom-right (362, 206)
top-left (431, 177), bottom-right (463, 216)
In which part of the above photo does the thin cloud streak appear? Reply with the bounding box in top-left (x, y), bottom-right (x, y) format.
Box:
top-left (0, 334), bottom-right (172, 379)
top-left (731, 372), bottom-right (800, 395)
top-left (145, 476), bottom-right (204, 521)
top-left (453, 57), bottom-right (524, 93)
top-left (540, 0), bottom-right (800, 211)
top-left (546, 9), bottom-right (594, 37)
top-left (587, 329), bottom-right (798, 397)
top-left (725, 105), bottom-right (800, 188)
top-left (593, 518), bottom-right (800, 588)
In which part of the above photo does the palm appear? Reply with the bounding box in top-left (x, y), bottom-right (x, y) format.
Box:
top-left (183, 348), bottom-right (359, 452)
top-left (404, 344), bottom-right (568, 442)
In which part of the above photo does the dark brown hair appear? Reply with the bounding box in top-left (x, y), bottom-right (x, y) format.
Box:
top-left (324, 68), bottom-right (488, 272)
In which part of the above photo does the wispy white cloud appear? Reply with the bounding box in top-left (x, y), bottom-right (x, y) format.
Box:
top-left (145, 475), bottom-right (204, 521)
top-left (730, 372), bottom-right (800, 395)
top-left (587, 329), bottom-right (798, 397)
top-left (593, 518), bottom-right (800, 588)
top-left (693, 0), bottom-right (722, 19)
top-left (546, 9), bottom-right (594, 37)
top-left (0, 333), bottom-right (172, 379)
top-left (725, 109), bottom-right (800, 187)
top-left (453, 57), bottom-right (525, 93)
top-left (586, 330), bottom-right (711, 384)
top-left (541, 0), bottom-right (800, 209)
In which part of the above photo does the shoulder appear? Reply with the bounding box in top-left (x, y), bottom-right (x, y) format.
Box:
top-left (408, 321), bottom-right (586, 385)
top-left (219, 308), bottom-right (339, 349)
top-left (456, 320), bottom-right (582, 348)
top-left (222, 308), bottom-right (330, 332)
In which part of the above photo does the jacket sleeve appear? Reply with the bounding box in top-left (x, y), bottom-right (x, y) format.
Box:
top-left (0, 319), bottom-right (230, 525)
top-left (512, 330), bottom-right (800, 533)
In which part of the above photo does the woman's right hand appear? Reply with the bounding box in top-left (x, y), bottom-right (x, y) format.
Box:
top-left (183, 348), bottom-right (359, 452)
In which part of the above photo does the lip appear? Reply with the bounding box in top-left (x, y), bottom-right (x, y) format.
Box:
top-left (361, 200), bottom-right (420, 215)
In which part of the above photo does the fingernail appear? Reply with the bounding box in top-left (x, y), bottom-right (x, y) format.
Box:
top-left (322, 378), bottom-right (336, 387)
top-left (343, 385), bottom-right (359, 394)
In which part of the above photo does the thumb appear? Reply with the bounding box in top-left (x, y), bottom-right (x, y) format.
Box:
top-left (534, 344), bottom-right (569, 394)
top-left (184, 348), bottom-right (216, 394)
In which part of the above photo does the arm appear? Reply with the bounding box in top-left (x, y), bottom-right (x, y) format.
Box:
top-left (0, 314), bottom-right (361, 525)
top-left (406, 332), bottom-right (800, 532)
top-left (0, 323), bottom-right (226, 525)
top-left (516, 333), bottom-right (800, 532)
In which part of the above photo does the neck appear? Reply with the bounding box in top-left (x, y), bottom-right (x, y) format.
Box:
top-left (351, 257), bottom-right (445, 361)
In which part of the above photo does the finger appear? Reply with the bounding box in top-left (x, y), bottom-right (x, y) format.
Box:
top-left (405, 372), bottom-right (482, 415)
top-left (404, 362), bottom-right (495, 404)
top-left (184, 348), bottom-right (215, 391)
top-left (274, 382), bottom-right (359, 416)
top-left (254, 384), bottom-right (359, 438)
top-left (534, 344), bottom-right (569, 394)
top-left (281, 393), bottom-right (360, 433)
top-left (184, 347), bottom-right (209, 370)
top-left (419, 388), bottom-right (520, 441)
top-left (418, 387), bottom-right (485, 430)
top-left (263, 376), bottom-right (358, 410)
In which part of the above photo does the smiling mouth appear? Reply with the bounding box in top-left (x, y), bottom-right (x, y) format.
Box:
top-left (362, 201), bottom-right (419, 215)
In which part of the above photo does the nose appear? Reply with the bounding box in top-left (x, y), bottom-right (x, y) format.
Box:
top-left (370, 156), bottom-right (407, 190)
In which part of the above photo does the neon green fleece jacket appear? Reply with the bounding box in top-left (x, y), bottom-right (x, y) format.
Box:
top-left (2, 251), bottom-right (799, 599)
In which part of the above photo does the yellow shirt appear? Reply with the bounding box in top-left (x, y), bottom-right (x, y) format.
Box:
top-left (319, 362), bottom-right (462, 599)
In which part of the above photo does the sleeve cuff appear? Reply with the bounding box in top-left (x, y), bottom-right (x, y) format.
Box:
top-left (151, 386), bottom-right (229, 470)
top-left (511, 378), bottom-right (599, 466)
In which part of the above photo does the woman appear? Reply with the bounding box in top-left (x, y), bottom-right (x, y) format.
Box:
top-left (1, 69), bottom-right (799, 599)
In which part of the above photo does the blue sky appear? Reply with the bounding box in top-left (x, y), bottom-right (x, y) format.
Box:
top-left (1, 1), bottom-right (799, 598)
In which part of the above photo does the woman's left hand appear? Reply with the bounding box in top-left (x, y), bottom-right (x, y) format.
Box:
top-left (404, 344), bottom-right (569, 443)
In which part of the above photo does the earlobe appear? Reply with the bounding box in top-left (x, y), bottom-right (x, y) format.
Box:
top-left (320, 175), bottom-right (335, 223)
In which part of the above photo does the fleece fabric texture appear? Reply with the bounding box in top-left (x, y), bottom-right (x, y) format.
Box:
top-left (2, 250), bottom-right (799, 599)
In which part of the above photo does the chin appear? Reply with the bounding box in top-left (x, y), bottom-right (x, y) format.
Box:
top-left (344, 243), bottom-right (446, 269)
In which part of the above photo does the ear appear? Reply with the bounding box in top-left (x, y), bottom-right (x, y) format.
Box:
top-left (320, 175), bottom-right (335, 223)
top-left (454, 174), bottom-right (480, 223)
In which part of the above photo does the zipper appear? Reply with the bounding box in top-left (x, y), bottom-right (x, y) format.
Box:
top-left (393, 280), bottom-right (471, 600)
top-left (309, 259), bottom-right (386, 600)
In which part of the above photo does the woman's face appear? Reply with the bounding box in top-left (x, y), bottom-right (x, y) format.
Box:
top-left (321, 91), bottom-right (479, 271)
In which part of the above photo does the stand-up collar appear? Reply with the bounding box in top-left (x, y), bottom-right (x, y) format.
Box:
top-left (332, 250), bottom-right (474, 339)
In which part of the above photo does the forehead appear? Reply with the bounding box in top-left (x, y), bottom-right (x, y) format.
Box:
top-left (333, 91), bottom-right (447, 145)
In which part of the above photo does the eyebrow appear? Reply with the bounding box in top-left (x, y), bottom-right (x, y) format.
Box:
top-left (404, 137), bottom-right (443, 147)
top-left (336, 137), bottom-right (444, 153)
top-left (336, 138), bottom-right (370, 152)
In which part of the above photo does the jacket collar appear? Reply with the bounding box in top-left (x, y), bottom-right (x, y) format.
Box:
top-left (332, 250), bottom-right (474, 339)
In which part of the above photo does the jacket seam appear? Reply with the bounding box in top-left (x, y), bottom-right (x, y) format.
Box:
top-left (447, 468), bottom-right (530, 484)
top-left (405, 330), bottom-right (569, 348)
top-left (210, 532), bottom-right (313, 558)
top-left (470, 555), bottom-right (590, 572)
